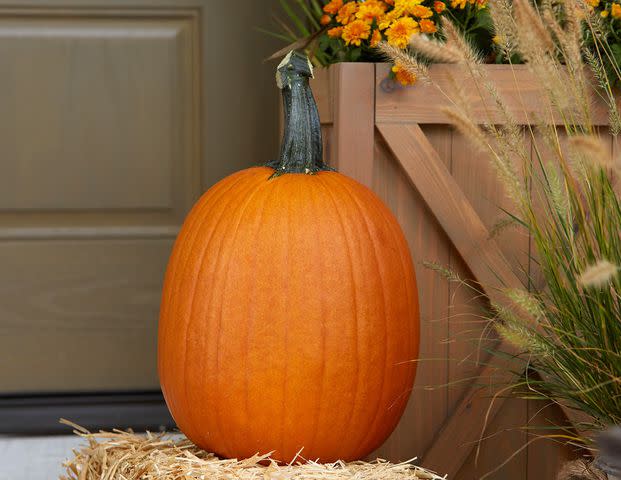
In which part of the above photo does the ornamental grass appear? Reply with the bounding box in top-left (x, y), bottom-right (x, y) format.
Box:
top-left (381, 0), bottom-right (621, 453)
top-left (59, 420), bottom-right (445, 480)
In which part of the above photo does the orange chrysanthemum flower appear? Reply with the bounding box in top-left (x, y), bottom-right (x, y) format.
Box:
top-left (323, 0), bottom-right (343, 15)
top-left (410, 4), bottom-right (433, 17)
top-left (341, 19), bottom-right (372, 45)
top-left (327, 26), bottom-right (344, 37)
top-left (419, 18), bottom-right (437, 33)
top-left (356, 2), bottom-right (387, 23)
top-left (613, 3), bottom-right (621, 17)
top-left (320, 14), bottom-right (332, 25)
top-left (385, 16), bottom-right (419, 48)
top-left (451, 0), bottom-right (467, 8)
top-left (433, 0), bottom-right (446, 12)
top-left (392, 61), bottom-right (416, 85)
top-left (370, 28), bottom-right (382, 46)
top-left (336, 2), bottom-right (358, 24)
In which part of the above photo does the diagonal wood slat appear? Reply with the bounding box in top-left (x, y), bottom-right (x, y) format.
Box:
top-left (377, 122), bottom-right (523, 477)
top-left (376, 123), bottom-right (524, 308)
top-left (377, 122), bottom-right (588, 477)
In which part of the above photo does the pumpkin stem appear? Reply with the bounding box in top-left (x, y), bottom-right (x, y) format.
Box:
top-left (269, 51), bottom-right (330, 176)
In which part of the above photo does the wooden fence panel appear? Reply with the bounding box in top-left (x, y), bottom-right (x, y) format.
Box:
top-left (310, 63), bottom-right (588, 479)
top-left (449, 130), bottom-right (529, 480)
top-left (372, 129), bottom-right (452, 460)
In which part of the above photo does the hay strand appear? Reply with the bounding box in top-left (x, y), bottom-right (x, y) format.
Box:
top-left (59, 420), bottom-right (446, 480)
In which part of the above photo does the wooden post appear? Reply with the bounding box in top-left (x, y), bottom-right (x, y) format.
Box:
top-left (332, 63), bottom-right (376, 187)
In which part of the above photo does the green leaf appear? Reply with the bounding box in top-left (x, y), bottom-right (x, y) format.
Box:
top-left (470, 9), bottom-right (493, 32)
top-left (610, 42), bottom-right (621, 64)
top-left (349, 47), bottom-right (362, 62)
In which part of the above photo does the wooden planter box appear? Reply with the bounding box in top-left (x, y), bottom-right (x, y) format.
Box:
top-left (310, 63), bottom-right (612, 479)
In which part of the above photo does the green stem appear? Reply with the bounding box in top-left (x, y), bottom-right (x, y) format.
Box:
top-left (269, 51), bottom-right (330, 176)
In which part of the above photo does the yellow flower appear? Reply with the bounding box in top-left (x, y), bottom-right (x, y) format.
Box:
top-left (612, 3), bottom-right (621, 17)
top-left (419, 18), bottom-right (437, 33)
top-left (379, 0), bottom-right (423, 29)
top-left (602, 9), bottom-right (610, 16)
top-left (378, 14), bottom-right (394, 30)
top-left (401, 0), bottom-right (428, 17)
top-left (410, 4), bottom-right (433, 17)
top-left (587, 0), bottom-right (600, 6)
top-left (370, 28), bottom-right (382, 46)
top-left (451, 0), bottom-right (468, 9)
top-left (323, 0), bottom-right (343, 15)
top-left (341, 19), bottom-right (372, 45)
top-left (320, 14), bottom-right (332, 25)
top-left (336, 2), bottom-right (358, 24)
top-left (399, 0), bottom-right (425, 10)
top-left (362, 0), bottom-right (389, 8)
top-left (356, 2), bottom-right (387, 23)
top-left (392, 61), bottom-right (417, 85)
top-left (434, 0), bottom-right (446, 12)
top-left (385, 16), bottom-right (419, 48)
top-left (327, 26), bottom-right (344, 37)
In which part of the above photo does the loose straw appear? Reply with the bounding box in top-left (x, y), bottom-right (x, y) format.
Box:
top-left (59, 419), bottom-right (446, 480)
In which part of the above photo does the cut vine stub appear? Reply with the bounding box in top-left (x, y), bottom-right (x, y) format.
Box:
top-left (268, 50), bottom-right (331, 177)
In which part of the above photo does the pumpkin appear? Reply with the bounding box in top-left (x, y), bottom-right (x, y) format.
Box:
top-left (158, 51), bottom-right (419, 463)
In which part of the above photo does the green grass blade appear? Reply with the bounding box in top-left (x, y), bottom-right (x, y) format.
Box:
top-left (295, 0), bottom-right (321, 29)
top-left (255, 27), bottom-right (296, 42)
top-left (310, 0), bottom-right (324, 17)
top-left (278, 0), bottom-right (310, 37)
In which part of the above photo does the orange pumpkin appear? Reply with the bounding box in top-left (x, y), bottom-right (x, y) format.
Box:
top-left (158, 51), bottom-right (419, 463)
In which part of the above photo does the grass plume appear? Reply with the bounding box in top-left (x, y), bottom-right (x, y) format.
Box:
top-left (381, 0), bottom-right (621, 450)
top-left (376, 42), bottom-right (430, 83)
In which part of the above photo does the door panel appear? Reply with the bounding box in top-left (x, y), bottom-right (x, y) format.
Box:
top-left (0, 1), bottom-right (280, 393)
top-left (0, 17), bottom-right (197, 212)
top-left (1, 239), bottom-right (169, 391)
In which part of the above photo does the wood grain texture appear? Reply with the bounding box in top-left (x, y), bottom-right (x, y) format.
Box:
top-left (376, 122), bottom-right (526, 477)
top-left (312, 68), bottom-right (335, 168)
top-left (332, 63), bottom-right (375, 184)
top-left (457, 396), bottom-right (528, 480)
top-left (449, 130), bottom-right (529, 479)
top-left (376, 123), bottom-right (524, 298)
top-left (0, 0), bottom-right (282, 393)
top-left (371, 128), bottom-right (450, 461)
top-left (311, 66), bottom-right (334, 125)
top-left (375, 64), bottom-right (614, 126)
top-left (314, 63), bottom-right (606, 478)
top-left (527, 399), bottom-right (577, 480)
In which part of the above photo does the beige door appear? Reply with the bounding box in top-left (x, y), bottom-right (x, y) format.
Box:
top-left (0, 0), bottom-right (279, 393)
